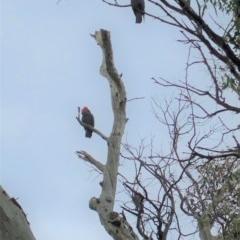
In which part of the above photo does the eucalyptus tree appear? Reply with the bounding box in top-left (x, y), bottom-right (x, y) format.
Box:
top-left (77, 1), bottom-right (240, 239)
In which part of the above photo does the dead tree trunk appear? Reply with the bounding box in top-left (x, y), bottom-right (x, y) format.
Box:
top-left (0, 185), bottom-right (36, 240)
top-left (76, 29), bottom-right (139, 240)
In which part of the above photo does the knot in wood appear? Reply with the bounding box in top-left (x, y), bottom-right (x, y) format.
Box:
top-left (89, 197), bottom-right (100, 211)
top-left (108, 211), bottom-right (121, 227)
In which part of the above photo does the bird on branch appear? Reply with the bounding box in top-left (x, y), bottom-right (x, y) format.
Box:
top-left (81, 106), bottom-right (94, 138)
top-left (131, 0), bottom-right (145, 24)
top-left (132, 191), bottom-right (144, 211)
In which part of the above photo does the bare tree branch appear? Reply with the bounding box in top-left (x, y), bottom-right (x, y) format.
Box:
top-left (76, 114), bottom-right (109, 142)
top-left (76, 151), bottom-right (105, 172)
top-left (78, 29), bottom-right (139, 240)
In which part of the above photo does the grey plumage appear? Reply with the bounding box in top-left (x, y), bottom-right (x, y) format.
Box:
top-left (132, 192), bottom-right (144, 211)
top-left (131, 0), bottom-right (145, 23)
top-left (81, 107), bottom-right (94, 138)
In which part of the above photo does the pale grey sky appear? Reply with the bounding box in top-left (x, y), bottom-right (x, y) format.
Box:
top-left (2, 1), bottom-right (238, 240)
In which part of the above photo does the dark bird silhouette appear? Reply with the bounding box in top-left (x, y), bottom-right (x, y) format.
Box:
top-left (131, 0), bottom-right (145, 23)
top-left (132, 192), bottom-right (144, 211)
top-left (81, 107), bottom-right (94, 138)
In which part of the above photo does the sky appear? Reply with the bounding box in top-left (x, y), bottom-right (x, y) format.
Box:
top-left (1, 1), bottom-right (239, 240)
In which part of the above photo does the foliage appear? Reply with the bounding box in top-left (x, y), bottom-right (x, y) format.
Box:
top-left (204, 0), bottom-right (239, 15)
top-left (194, 158), bottom-right (240, 239)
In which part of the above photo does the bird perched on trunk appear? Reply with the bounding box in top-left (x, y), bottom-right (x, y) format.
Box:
top-left (131, 0), bottom-right (145, 24)
top-left (81, 107), bottom-right (94, 138)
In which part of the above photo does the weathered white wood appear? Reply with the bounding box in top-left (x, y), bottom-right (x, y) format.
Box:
top-left (0, 185), bottom-right (36, 240)
top-left (83, 29), bottom-right (139, 240)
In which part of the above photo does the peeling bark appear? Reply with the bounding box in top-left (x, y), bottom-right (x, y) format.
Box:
top-left (0, 185), bottom-right (36, 240)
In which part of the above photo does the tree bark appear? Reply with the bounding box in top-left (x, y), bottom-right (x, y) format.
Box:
top-left (0, 185), bottom-right (36, 240)
top-left (76, 29), bottom-right (139, 240)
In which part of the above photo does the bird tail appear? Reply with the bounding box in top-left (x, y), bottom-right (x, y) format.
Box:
top-left (135, 13), bottom-right (143, 23)
top-left (85, 130), bottom-right (92, 138)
